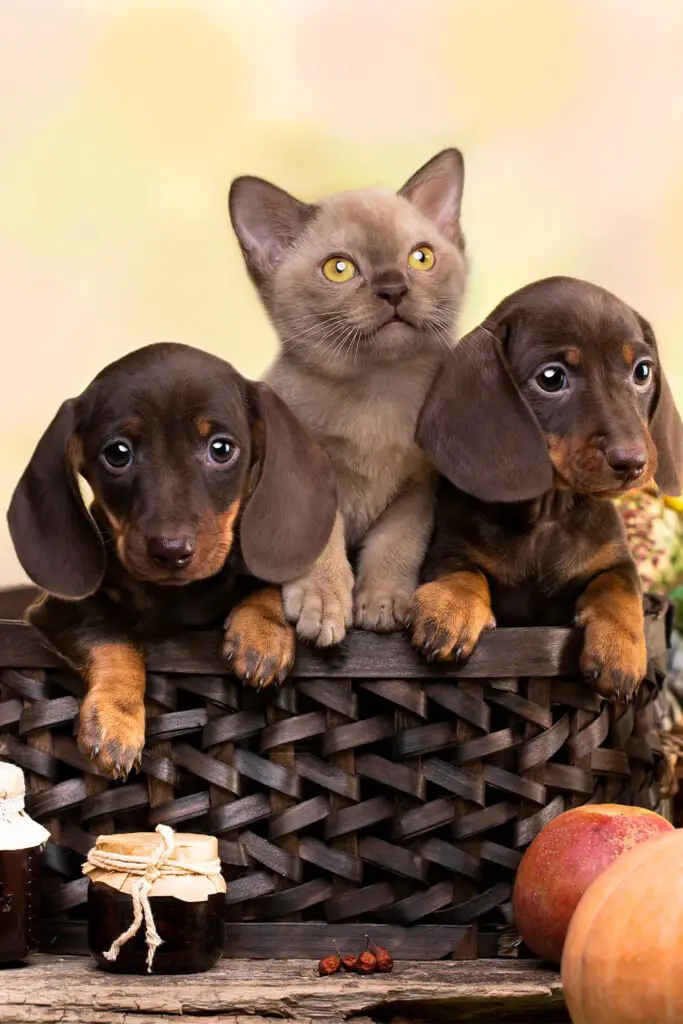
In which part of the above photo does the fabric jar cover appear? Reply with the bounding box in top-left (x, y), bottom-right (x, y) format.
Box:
top-left (83, 830), bottom-right (227, 900)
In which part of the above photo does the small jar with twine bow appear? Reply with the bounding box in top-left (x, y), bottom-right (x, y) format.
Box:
top-left (83, 825), bottom-right (226, 974)
top-left (0, 761), bottom-right (50, 965)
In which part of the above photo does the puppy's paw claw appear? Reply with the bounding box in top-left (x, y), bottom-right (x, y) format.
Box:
top-left (407, 580), bottom-right (494, 662)
top-left (579, 615), bottom-right (647, 704)
top-left (78, 694), bottom-right (145, 781)
top-left (223, 605), bottom-right (295, 690)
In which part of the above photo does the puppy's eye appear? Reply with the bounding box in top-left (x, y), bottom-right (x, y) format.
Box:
top-left (207, 436), bottom-right (238, 466)
top-left (322, 257), bottom-right (357, 283)
top-left (535, 365), bottom-right (568, 393)
top-left (408, 245), bottom-right (435, 271)
top-left (100, 440), bottom-right (133, 472)
top-left (633, 359), bottom-right (653, 386)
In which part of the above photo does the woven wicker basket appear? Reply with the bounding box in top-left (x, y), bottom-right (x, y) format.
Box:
top-left (0, 586), bottom-right (670, 960)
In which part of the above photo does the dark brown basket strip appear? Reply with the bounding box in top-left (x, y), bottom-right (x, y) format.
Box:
top-left (517, 713), bottom-right (571, 771)
top-left (324, 881), bottom-right (396, 922)
top-left (296, 679), bottom-right (359, 719)
top-left (268, 795), bottom-right (329, 840)
top-left (381, 880), bottom-right (454, 924)
top-left (298, 836), bottom-right (364, 883)
top-left (0, 732), bottom-right (58, 779)
top-left (358, 837), bottom-right (428, 882)
top-left (241, 830), bottom-right (302, 882)
top-left (418, 837), bottom-right (482, 881)
top-left (322, 714), bottom-right (395, 757)
top-left (209, 792), bottom-right (272, 833)
top-left (325, 795), bottom-right (394, 840)
top-left (294, 752), bottom-right (360, 800)
top-left (421, 757), bottom-right (486, 804)
top-left (355, 752), bottom-right (426, 799)
top-left (1, 667), bottom-right (50, 702)
top-left (360, 679), bottom-right (428, 718)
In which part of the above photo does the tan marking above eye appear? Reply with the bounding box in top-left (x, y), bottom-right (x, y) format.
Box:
top-left (122, 418), bottom-right (141, 438)
top-left (623, 343), bottom-right (636, 367)
top-left (564, 348), bottom-right (581, 367)
top-left (196, 417), bottom-right (212, 437)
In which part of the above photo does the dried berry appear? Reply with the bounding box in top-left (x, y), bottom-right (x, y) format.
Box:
top-left (366, 935), bottom-right (393, 973)
top-left (333, 941), bottom-right (358, 971)
top-left (318, 954), bottom-right (342, 976)
top-left (355, 949), bottom-right (377, 974)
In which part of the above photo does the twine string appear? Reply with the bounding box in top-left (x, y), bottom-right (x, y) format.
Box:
top-left (84, 824), bottom-right (221, 972)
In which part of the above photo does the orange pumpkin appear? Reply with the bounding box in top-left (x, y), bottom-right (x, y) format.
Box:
top-left (561, 829), bottom-right (683, 1023)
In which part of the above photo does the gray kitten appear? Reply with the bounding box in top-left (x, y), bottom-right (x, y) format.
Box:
top-left (229, 150), bottom-right (466, 646)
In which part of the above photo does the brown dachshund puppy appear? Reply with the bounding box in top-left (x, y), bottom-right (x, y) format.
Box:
top-left (409, 277), bottom-right (683, 702)
top-left (7, 343), bottom-right (337, 778)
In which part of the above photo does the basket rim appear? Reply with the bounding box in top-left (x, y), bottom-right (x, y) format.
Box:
top-left (0, 612), bottom-right (668, 679)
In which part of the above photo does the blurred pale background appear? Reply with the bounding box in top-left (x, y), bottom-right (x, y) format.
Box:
top-left (2, 0), bottom-right (683, 583)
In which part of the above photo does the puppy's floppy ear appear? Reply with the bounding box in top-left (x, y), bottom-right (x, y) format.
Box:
top-left (636, 314), bottom-right (683, 496)
top-left (416, 322), bottom-right (553, 502)
top-left (399, 148), bottom-right (465, 249)
top-left (7, 399), bottom-right (104, 598)
top-left (228, 175), bottom-right (318, 290)
top-left (240, 382), bottom-right (337, 583)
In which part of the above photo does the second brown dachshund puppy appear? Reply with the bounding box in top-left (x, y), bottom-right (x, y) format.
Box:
top-left (409, 276), bottom-right (683, 702)
top-left (7, 343), bottom-right (337, 778)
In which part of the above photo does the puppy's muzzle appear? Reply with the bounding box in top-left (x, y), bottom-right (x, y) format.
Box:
top-left (602, 444), bottom-right (648, 485)
top-left (146, 535), bottom-right (196, 570)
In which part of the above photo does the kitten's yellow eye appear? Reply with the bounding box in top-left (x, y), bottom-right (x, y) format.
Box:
top-left (322, 257), bottom-right (357, 283)
top-left (408, 246), bottom-right (435, 271)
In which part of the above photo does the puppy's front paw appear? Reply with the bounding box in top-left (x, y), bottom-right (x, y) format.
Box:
top-left (283, 564), bottom-right (353, 648)
top-left (578, 613), bottom-right (647, 703)
top-left (407, 574), bottom-right (495, 662)
top-left (354, 585), bottom-right (413, 633)
top-left (78, 691), bottom-right (146, 781)
top-left (223, 598), bottom-right (295, 690)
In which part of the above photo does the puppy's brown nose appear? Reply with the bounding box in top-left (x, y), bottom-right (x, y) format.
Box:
top-left (605, 446), bottom-right (647, 480)
top-left (147, 536), bottom-right (195, 569)
top-left (376, 281), bottom-right (408, 308)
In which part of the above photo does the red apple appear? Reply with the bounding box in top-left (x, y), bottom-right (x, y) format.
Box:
top-left (513, 804), bottom-right (673, 963)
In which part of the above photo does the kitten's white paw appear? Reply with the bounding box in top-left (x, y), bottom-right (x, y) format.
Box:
top-left (354, 586), bottom-right (414, 633)
top-left (283, 566), bottom-right (354, 648)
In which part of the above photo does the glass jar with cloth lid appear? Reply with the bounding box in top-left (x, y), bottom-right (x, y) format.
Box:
top-left (83, 826), bottom-right (226, 974)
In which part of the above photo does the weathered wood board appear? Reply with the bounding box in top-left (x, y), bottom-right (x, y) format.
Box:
top-left (0, 955), bottom-right (568, 1023)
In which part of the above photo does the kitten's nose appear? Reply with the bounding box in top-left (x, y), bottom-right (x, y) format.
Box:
top-left (147, 535), bottom-right (196, 569)
top-left (376, 282), bottom-right (409, 309)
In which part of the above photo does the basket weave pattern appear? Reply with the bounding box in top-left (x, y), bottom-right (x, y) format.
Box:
top-left (0, 591), bottom-right (669, 959)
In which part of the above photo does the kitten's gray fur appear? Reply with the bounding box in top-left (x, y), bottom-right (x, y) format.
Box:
top-left (229, 150), bottom-right (467, 645)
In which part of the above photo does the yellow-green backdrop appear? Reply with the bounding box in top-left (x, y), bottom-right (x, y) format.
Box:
top-left (2, 0), bottom-right (683, 583)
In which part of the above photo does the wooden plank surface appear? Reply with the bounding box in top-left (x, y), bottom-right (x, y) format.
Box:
top-left (0, 955), bottom-right (568, 1023)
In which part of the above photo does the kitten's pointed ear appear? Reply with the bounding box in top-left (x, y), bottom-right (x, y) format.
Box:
top-left (399, 149), bottom-right (465, 248)
top-left (229, 175), bottom-right (318, 289)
